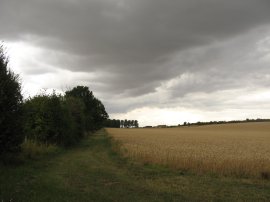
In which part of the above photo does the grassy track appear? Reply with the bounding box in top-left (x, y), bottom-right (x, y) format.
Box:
top-left (1, 129), bottom-right (270, 201)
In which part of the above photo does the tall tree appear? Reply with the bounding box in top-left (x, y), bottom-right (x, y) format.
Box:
top-left (63, 96), bottom-right (86, 140)
top-left (131, 120), bottom-right (135, 128)
top-left (117, 120), bottom-right (121, 128)
top-left (0, 44), bottom-right (23, 153)
top-left (134, 120), bottom-right (139, 128)
top-left (124, 119), bottom-right (128, 128)
top-left (127, 120), bottom-right (131, 128)
top-left (65, 86), bottom-right (108, 131)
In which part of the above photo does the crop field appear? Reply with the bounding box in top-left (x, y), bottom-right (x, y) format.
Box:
top-left (107, 122), bottom-right (270, 178)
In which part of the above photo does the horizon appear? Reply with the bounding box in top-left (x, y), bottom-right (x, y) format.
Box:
top-left (108, 117), bottom-right (270, 128)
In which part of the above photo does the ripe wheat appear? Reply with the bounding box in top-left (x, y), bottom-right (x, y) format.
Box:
top-left (107, 122), bottom-right (270, 178)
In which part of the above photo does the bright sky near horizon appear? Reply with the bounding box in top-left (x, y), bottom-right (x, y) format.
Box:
top-left (1, 0), bottom-right (270, 126)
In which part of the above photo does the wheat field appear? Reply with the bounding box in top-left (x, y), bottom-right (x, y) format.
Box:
top-left (107, 122), bottom-right (270, 178)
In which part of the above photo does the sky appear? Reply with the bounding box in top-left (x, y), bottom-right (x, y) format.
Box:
top-left (1, 0), bottom-right (270, 126)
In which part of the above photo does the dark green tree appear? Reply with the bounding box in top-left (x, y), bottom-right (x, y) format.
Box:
top-left (124, 119), bottom-right (128, 128)
top-left (127, 120), bottom-right (131, 128)
top-left (131, 120), bottom-right (135, 128)
top-left (104, 119), bottom-right (121, 128)
top-left (65, 86), bottom-right (108, 131)
top-left (117, 119), bottom-right (121, 128)
top-left (23, 93), bottom-right (73, 145)
top-left (63, 96), bottom-right (86, 140)
top-left (0, 44), bottom-right (24, 154)
top-left (134, 120), bottom-right (139, 128)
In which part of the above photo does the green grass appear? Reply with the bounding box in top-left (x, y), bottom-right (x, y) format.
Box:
top-left (1, 129), bottom-right (270, 201)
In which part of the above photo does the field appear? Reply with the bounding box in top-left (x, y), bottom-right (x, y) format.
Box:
top-left (107, 122), bottom-right (270, 178)
top-left (1, 129), bottom-right (270, 201)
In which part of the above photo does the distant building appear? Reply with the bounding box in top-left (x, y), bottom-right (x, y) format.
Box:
top-left (157, 125), bottom-right (167, 128)
top-left (144, 126), bottom-right (153, 128)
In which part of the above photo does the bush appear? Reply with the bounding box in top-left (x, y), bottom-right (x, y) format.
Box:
top-left (0, 44), bottom-right (24, 154)
top-left (23, 92), bottom-right (88, 146)
top-left (23, 93), bottom-right (73, 146)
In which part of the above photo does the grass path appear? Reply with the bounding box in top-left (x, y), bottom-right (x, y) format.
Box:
top-left (1, 129), bottom-right (270, 201)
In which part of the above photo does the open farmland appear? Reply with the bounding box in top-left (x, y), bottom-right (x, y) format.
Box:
top-left (107, 122), bottom-right (270, 178)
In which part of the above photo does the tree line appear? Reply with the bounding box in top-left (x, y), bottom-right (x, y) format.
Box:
top-left (104, 119), bottom-right (139, 128)
top-left (0, 45), bottom-right (109, 155)
top-left (179, 118), bottom-right (270, 127)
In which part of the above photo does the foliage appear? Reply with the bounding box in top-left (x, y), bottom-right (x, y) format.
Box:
top-left (0, 44), bottom-right (23, 154)
top-left (23, 93), bottom-right (75, 146)
top-left (105, 119), bottom-right (139, 128)
top-left (63, 96), bottom-right (86, 140)
top-left (65, 86), bottom-right (108, 131)
top-left (0, 43), bottom-right (109, 151)
top-left (105, 119), bottom-right (121, 128)
top-left (24, 94), bottom-right (65, 143)
top-left (23, 86), bottom-right (109, 146)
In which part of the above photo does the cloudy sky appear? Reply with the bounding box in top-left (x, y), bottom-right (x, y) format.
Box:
top-left (1, 0), bottom-right (270, 126)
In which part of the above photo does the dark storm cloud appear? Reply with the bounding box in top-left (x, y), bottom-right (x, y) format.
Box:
top-left (1, 0), bottom-right (270, 113)
top-left (1, 0), bottom-right (270, 60)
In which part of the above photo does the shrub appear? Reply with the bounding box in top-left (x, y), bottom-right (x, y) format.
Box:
top-left (23, 92), bottom-right (88, 146)
top-left (23, 93), bottom-right (72, 146)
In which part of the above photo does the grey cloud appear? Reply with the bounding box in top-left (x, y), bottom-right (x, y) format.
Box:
top-left (1, 0), bottom-right (270, 114)
top-left (2, 0), bottom-right (270, 63)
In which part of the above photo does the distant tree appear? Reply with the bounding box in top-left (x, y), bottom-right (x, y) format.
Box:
top-left (104, 119), bottom-right (121, 128)
top-left (127, 120), bottom-right (131, 128)
top-left (116, 119), bottom-right (121, 128)
top-left (124, 119), bottom-right (128, 128)
top-left (131, 120), bottom-right (135, 128)
top-left (0, 45), bottom-right (24, 154)
top-left (105, 119), bottom-right (138, 128)
top-left (134, 120), bottom-right (139, 128)
top-left (112, 119), bottom-right (117, 127)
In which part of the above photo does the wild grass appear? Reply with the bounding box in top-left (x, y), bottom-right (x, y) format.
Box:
top-left (107, 122), bottom-right (270, 179)
top-left (21, 139), bottom-right (59, 159)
